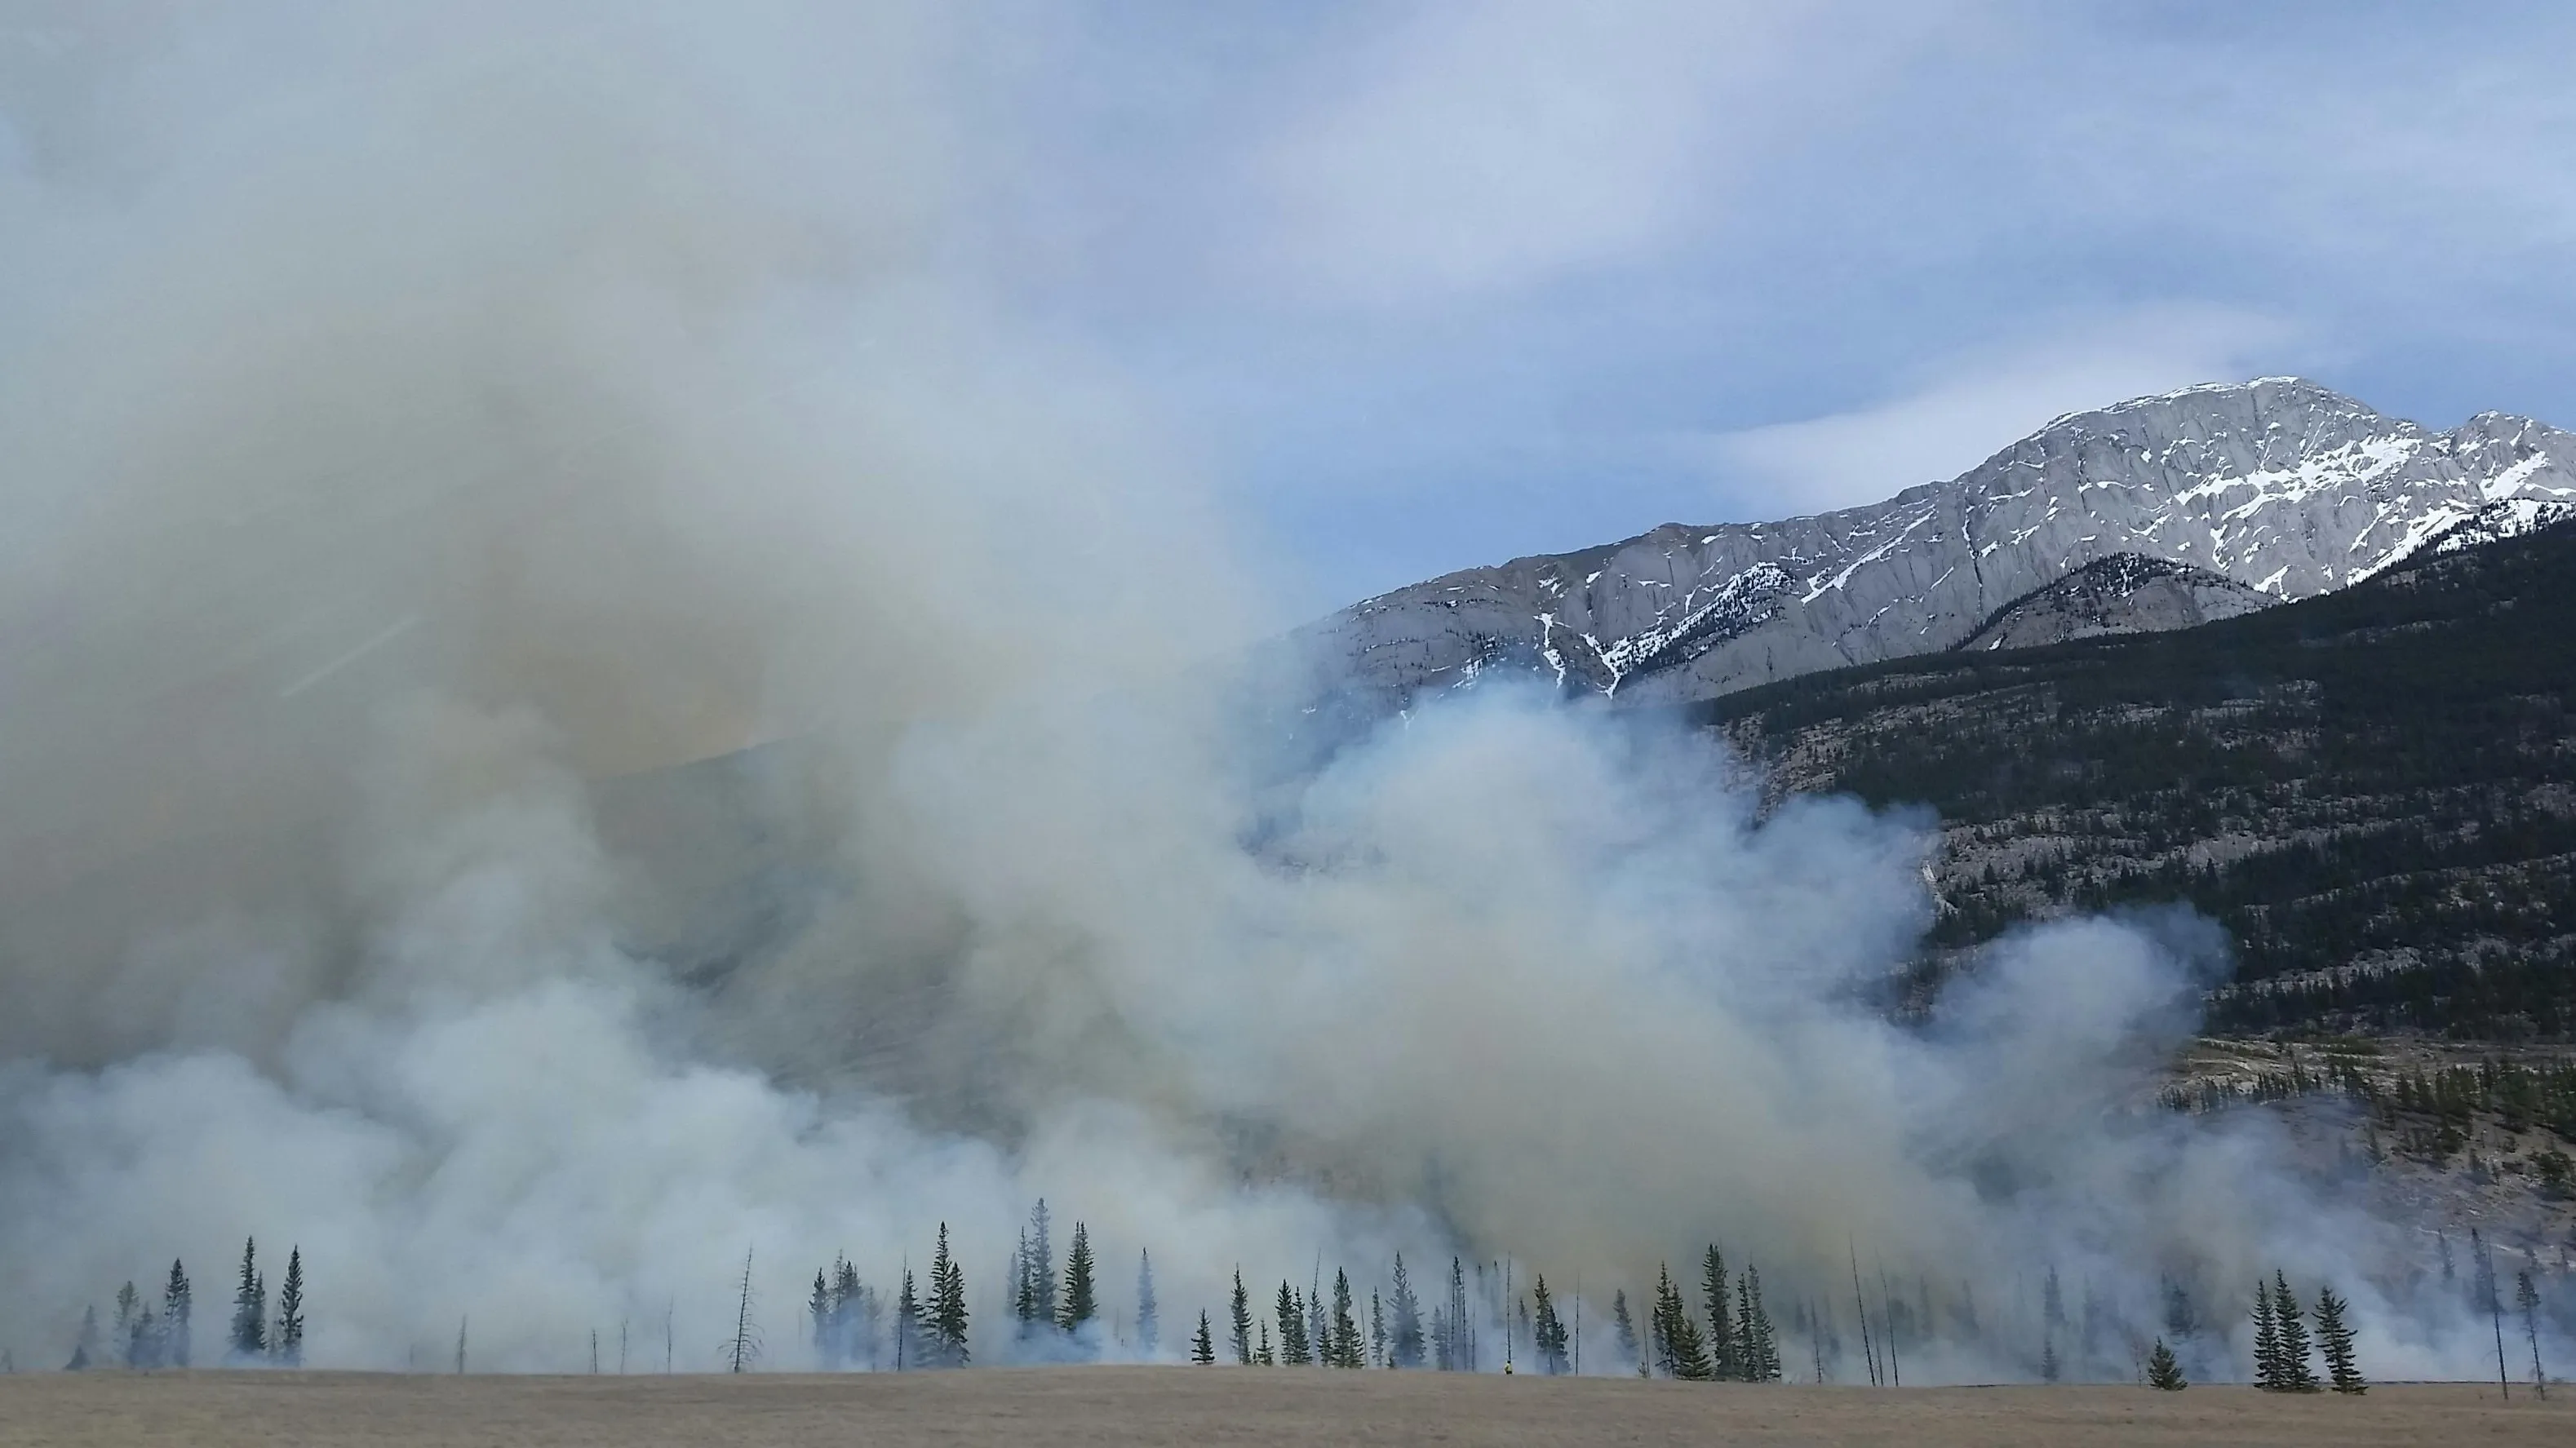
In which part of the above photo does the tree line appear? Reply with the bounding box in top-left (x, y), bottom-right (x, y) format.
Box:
top-left (34, 1206), bottom-right (2563, 1389)
top-left (53, 1238), bottom-right (304, 1372)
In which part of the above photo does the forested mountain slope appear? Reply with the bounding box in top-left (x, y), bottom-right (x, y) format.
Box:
top-left (1699, 518), bottom-right (2576, 1039)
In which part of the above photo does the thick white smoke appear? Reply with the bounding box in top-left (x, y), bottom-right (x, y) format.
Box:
top-left (0, 2), bottom-right (2547, 1382)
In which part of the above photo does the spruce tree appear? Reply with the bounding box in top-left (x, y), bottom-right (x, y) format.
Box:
top-left (129, 1304), bottom-right (161, 1371)
top-left (1310, 1270), bottom-right (1329, 1371)
top-left (2250, 1280), bottom-right (2281, 1390)
top-left (894, 1269), bottom-right (920, 1371)
top-left (275, 1248), bottom-right (305, 1366)
top-left (113, 1283), bottom-right (140, 1368)
top-left (1371, 1289), bottom-right (1386, 1368)
top-left (2271, 1273), bottom-right (2317, 1392)
top-left (231, 1238), bottom-right (266, 1358)
top-left (1387, 1256), bottom-right (1425, 1368)
top-left (1276, 1282), bottom-right (1312, 1365)
top-left (1012, 1229), bottom-right (1035, 1335)
top-left (831, 1259), bottom-right (866, 1370)
top-left (2312, 1284), bottom-right (2363, 1395)
top-left (2160, 1279), bottom-right (2198, 1361)
top-left (2040, 1334), bottom-right (2060, 1383)
top-left (163, 1260), bottom-right (192, 1370)
top-left (1230, 1269), bottom-right (1253, 1365)
top-left (66, 1305), bottom-right (99, 1372)
top-left (1739, 1268), bottom-right (1781, 1381)
top-left (930, 1224), bottom-right (969, 1366)
top-left (1135, 1250), bottom-right (1159, 1358)
top-left (1700, 1246), bottom-right (1736, 1380)
top-left (1024, 1202), bottom-right (1056, 1331)
top-left (1530, 1276), bottom-right (1568, 1375)
top-left (1611, 1289), bottom-right (1640, 1374)
top-left (810, 1269), bottom-right (834, 1365)
top-left (1256, 1321), bottom-right (1274, 1366)
top-left (1191, 1311), bottom-right (1215, 1364)
top-left (2146, 1337), bottom-right (2188, 1390)
top-left (1656, 1265), bottom-right (1714, 1380)
top-left (1329, 1269), bottom-right (1360, 1367)
top-left (1058, 1223), bottom-right (1097, 1335)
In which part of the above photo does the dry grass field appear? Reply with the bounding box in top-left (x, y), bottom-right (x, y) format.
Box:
top-left (1, 1368), bottom-right (2568, 1447)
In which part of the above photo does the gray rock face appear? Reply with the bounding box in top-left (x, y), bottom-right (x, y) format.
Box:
top-left (1298, 378), bottom-right (2576, 708)
top-left (1957, 553), bottom-right (2275, 652)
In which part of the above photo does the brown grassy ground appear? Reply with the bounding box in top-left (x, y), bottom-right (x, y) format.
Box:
top-left (0, 1368), bottom-right (2568, 1447)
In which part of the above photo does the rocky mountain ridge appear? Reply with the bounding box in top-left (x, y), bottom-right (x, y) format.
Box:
top-left (1300, 378), bottom-right (2576, 708)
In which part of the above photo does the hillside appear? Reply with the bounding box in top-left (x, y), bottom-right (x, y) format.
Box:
top-left (1697, 519), bottom-right (2576, 1040)
top-left (1299, 379), bottom-right (2576, 713)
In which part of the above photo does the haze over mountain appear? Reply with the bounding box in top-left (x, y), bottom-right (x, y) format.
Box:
top-left (1301, 379), bottom-right (2576, 709)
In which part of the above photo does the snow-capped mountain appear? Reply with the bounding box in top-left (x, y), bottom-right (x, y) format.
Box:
top-left (1298, 378), bottom-right (2576, 708)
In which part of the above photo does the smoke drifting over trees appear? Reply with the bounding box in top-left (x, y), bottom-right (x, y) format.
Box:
top-left (0, 2), bottom-right (2567, 1385)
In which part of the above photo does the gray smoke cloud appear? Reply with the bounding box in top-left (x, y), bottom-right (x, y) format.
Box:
top-left (0, 2), bottom-right (2548, 1381)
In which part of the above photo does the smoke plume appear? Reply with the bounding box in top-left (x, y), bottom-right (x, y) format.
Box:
top-left (0, 2), bottom-right (2548, 1382)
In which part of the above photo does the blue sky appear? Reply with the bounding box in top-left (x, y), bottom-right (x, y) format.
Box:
top-left (937, 0), bottom-right (2576, 610)
top-left (7, 1), bottom-right (2574, 618)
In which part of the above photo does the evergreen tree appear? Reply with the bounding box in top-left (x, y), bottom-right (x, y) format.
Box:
top-left (1024, 1201), bottom-right (1056, 1331)
top-left (810, 1269), bottom-right (834, 1365)
top-left (1329, 1269), bottom-right (1360, 1367)
top-left (128, 1304), bottom-right (160, 1371)
top-left (894, 1269), bottom-right (920, 1371)
top-left (230, 1238), bottom-right (266, 1358)
top-left (1700, 1246), bottom-right (1736, 1380)
top-left (1738, 1268), bottom-right (1781, 1382)
top-left (1276, 1282), bottom-right (1312, 1365)
top-left (1655, 1265), bottom-right (1714, 1380)
top-left (1611, 1289), bottom-right (1640, 1373)
top-left (2514, 1271), bottom-right (2545, 1398)
top-left (2272, 1273), bottom-right (2317, 1392)
top-left (65, 1305), bottom-right (99, 1372)
top-left (1012, 1229), bottom-right (1035, 1335)
top-left (1430, 1307), bottom-right (1452, 1372)
top-left (1058, 1223), bottom-right (1097, 1335)
top-left (1387, 1256), bottom-right (1425, 1368)
top-left (2160, 1280), bottom-right (2198, 1347)
top-left (113, 1283), bottom-right (140, 1368)
top-left (2250, 1280), bottom-right (2282, 1390)
top-left (831, 1258), bottom-right (867, 1370)
top-left (1371, 1289), bottom-right (1386, 1368)
top-left (274, 1248), bottom-right (305, 1366)
top-left (1190, 1311), bottom-right (1215, 1365)
top-left (2042, 1265), bottom-right (2066, 1337)
top-left (163, 1260), bottom-right (192, 1370)
top-left (1135, 1250), bottom-right (1159, 1359)
top-left (930, 1224), bottom-right (970, 1366)
top-left (2146, 1337), bottom-right (2188, 1390)
top-left (2040, 1334), bottom-right (2060, 1383)
top-left (2312, 1284), bottom-right (2363, 1395)
top-left (1310, 1269), bottom-right (1328, 1371)
top-left (1256, 1321), bottom-right (1274, 1366)
top-left (1230, 1269), bottom-right (1253, 1365)
top-left (1530, 1276), bottom-right (1568, 1375)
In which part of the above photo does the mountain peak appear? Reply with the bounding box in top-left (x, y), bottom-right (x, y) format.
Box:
top-left (2046, 375), bottom-right (2378, 435)
top-left (1301, 381), bottom-right (2576, 713)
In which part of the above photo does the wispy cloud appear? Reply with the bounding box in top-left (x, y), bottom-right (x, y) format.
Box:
top-left (1246, 0), bottom-right (1974, 305)
top-left (1683, 306), bottom-right (2306, 516)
